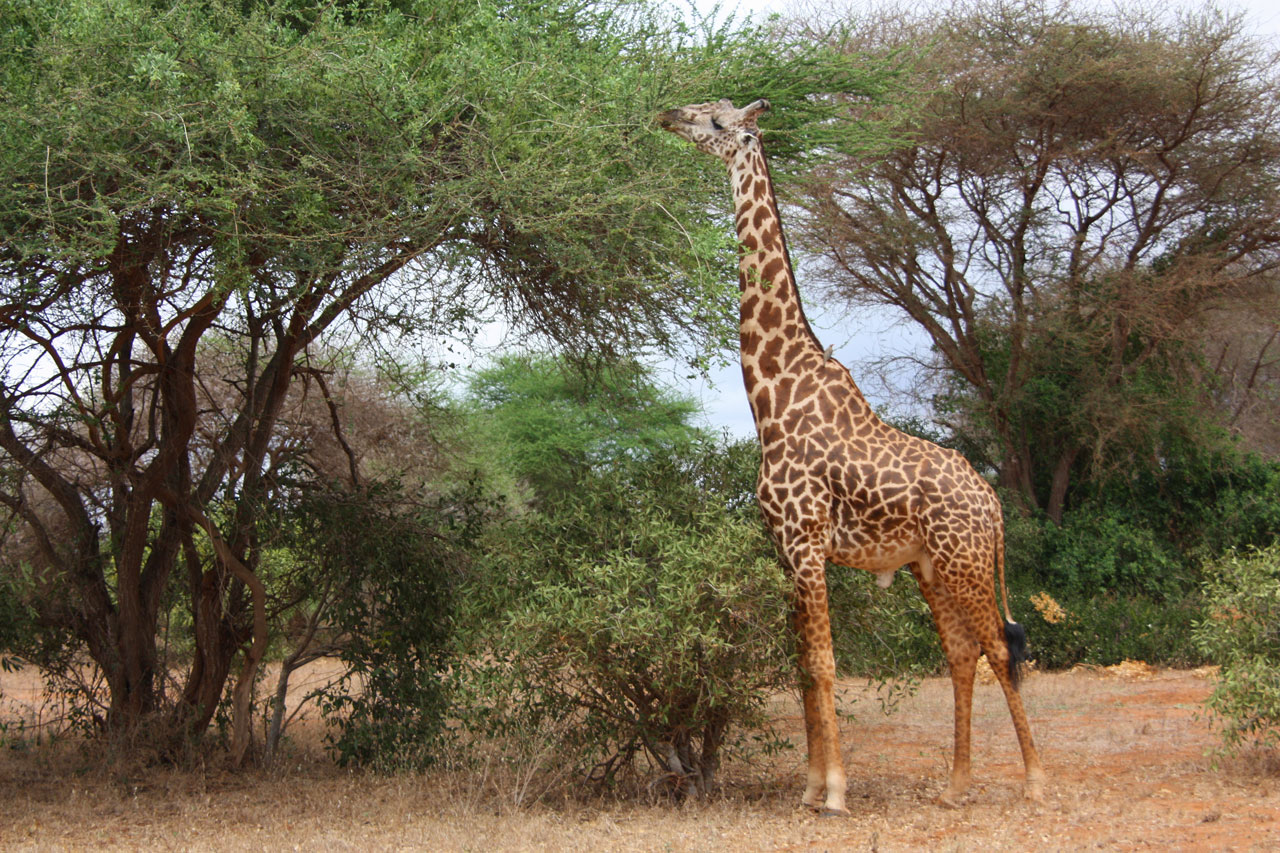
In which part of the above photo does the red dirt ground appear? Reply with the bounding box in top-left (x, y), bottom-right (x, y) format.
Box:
top-left (1, 664), bottom-right (1277, 851)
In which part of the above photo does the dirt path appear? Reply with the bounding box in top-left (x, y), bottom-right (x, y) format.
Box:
top-left (1, 666), bottom-right (1276, 851)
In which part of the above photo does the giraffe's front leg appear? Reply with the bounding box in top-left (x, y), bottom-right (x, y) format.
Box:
top-left (792, 603), bottom-right (827, 809)
top-left (793, 561), bottom-right (848, 816)
top-left (800, 681), bottom-right (825, 809)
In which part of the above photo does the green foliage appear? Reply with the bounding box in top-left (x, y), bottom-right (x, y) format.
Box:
top-left (1151, 448), bottom-right (1280, 559)
top-left (826, 567), bottom-right (942, 689)
top-left (992, 447), bottom-right (1280, 670)
top-left (1194, 545), bottom-right (1280, 755)
top-left (799, 0), bottom-right (1280, 674)
top-left (461, 355), bottom-right (705, 506)
top-left (1, 0), bottom-right (899, 356)
top-left (1038, 506), bottom-right (1189, 599)
top-left (1, 0), bottom-right (690, 352)
top-left (454, 437), bottom-right (792, 796)
top-left (293, 481), bottom-right (473, 770)
top-left (999, 447), bottom-right (1280, 601)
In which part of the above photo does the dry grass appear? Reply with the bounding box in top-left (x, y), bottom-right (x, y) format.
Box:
top-left (2, 665), bottom-right (1279, 851)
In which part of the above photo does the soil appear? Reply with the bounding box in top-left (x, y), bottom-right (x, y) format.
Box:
top-left (1, 663), bottom-right (1277, 851)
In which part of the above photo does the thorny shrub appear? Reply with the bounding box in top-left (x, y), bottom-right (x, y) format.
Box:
top-left (1194, 544), bottom-right (1280, 756)
top-left (452, 458), bottom-right (794, 801)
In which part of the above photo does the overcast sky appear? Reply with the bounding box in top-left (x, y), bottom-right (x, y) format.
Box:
top-left (672, 0), bottom-right (1280, 440)
top-left (702, 0), bottom-right (1280, 34)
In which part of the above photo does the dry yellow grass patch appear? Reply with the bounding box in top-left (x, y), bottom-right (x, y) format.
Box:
top-left (2, 666), bottom-right (1278, 851)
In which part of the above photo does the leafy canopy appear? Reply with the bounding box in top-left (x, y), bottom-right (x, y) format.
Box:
top-left (0, 0), bottom-right (900, 743)
top-left (1, 0), bottom-right (900, 362)
top-left (462, 354), bottom-right (706, 505)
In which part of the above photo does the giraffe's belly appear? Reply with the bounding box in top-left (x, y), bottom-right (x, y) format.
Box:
top-left (828, 538), bottom-right (924, 574)
top-left (826, 505), bottom-right (926, 574)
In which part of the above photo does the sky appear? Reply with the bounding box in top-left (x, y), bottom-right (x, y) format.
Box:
top-left (669, 0), bottom-right (1280, 440)
top-left (702, 0), bottom-right (1280, 34)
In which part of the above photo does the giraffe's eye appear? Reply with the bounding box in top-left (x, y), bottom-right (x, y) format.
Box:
top-left (710, 117), bottom-right (724, 131)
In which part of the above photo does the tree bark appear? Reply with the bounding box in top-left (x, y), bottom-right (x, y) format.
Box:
top-left (1046, 446), bottom-right (1082, 525)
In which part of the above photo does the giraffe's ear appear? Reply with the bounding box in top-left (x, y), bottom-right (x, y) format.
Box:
top-left (743, 99), bottom-right (770, 121)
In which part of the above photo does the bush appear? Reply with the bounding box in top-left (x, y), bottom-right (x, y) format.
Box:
top-left (827, 566), bottom-right (942, 691)
top-left (998, 494), bottom-right (1211, 668)
top-left (1005, 502), bottom-right (1191, 601)
top-left (294, 482), bottom-right (468, 770)
top-left (1011, 587), bottom-right (1207, 670)
top-left (1193, 544), bottom-right (1280, 755)
top-left (454, 457), bottom-right (793, 799)
top-left (1186, 456), bottom-right (1280, 558)
top-left (998, 452), bottom-right (1280, 602)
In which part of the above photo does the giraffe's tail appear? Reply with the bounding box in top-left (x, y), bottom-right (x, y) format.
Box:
top-left (995, 507), bottom-right (1028, 690)
top-left (994, 503), bottom-right (1013, 623)
top-left (1003, 620), bottom-right (1029, 690)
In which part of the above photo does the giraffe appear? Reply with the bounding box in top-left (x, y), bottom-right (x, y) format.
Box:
top-left (658, 98), bottom-right (1045, 814)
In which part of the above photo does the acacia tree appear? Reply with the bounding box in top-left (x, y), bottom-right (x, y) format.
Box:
top-left (794, 1), bottom-right (1280, 521)
top-left (0, 0), bottom-right (896, 755)
top-left (462, 354), bottom-right (706, 507)
top-left (1203, 292), bottom-right (1280, 456)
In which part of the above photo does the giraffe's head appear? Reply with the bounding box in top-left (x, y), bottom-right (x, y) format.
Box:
top-left (657, 98), bottom-right (770, 162)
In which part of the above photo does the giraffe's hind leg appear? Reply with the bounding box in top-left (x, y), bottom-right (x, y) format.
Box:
top-left (910, 560), bottom-right (979, 807)
top-left (921, 558), bottom-right (1047, 804)
top-left (970, 609), bottom-right (1047, 802)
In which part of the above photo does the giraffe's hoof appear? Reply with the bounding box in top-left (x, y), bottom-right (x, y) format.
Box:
top-left (819, 807), bottom-right (850, 819)
top-left (936, 790), bottom-right (964, 809)
top-left (1025, 769), bottom-right (1047, 803)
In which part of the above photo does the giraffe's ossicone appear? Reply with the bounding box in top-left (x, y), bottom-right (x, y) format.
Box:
top-left (659, 99), bottom-right (1045, 814)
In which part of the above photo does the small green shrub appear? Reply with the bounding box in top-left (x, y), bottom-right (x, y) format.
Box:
top-left (1193, 544), bottom-right (1280, 755)
top-left (295, 482), bottom-right (466, 770)
top-left (454, 463), bottom-right (793, 799)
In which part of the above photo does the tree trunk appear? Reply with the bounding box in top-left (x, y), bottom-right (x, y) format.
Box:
top-left (263, 665), bottom-right (292, 765)
top-left (997, 440), bottom-right (1040, 515)
top-left (173, 560), bottom-right (240, 739)
top-left (187, 510), bottom-right (268, 767)
top-left (100, 651), bottom-right (156, 735)
top-left (698, 709), bottom-right (728, 795)
top-left (98, 506), bottom-right (170, 735)
top-left (264, 596), bottom-right (330, 764)
top-left (1045, 446), bottom-right (1082, 525)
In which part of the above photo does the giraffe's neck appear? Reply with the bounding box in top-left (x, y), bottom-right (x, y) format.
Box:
top-left (727, 140), bottom-right (823, 410)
